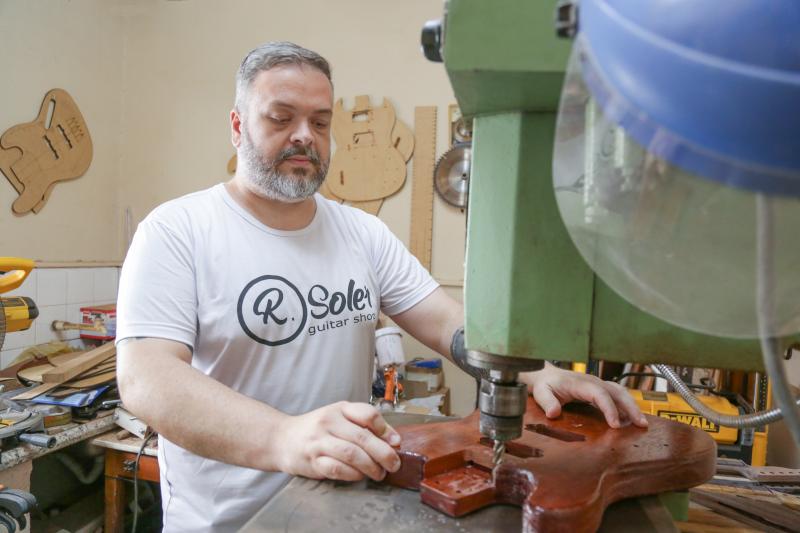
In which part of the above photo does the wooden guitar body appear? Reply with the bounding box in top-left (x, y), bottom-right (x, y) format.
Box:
top-left (326, 96), bottom-right (409, 205)
top-left (385, 397), bottom-right (716, 533)
top-left (0, 88), bottom-right (92, 215)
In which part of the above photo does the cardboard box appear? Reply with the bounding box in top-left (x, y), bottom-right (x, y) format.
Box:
top-left (402, 384), bottom-right (450, 416)
top-left (406, 358), bottom-right (444, 392)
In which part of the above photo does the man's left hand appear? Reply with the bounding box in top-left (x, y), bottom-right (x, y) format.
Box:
top-left (520, 365), bottom-right (648, 429)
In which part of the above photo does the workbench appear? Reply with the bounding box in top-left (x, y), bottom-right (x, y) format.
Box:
top-left (0, 409), bottom-right (117, 472)
top-left (91, 430), bottom-right (159, 533)
top-left (0, 410), bottom-right (117, 533)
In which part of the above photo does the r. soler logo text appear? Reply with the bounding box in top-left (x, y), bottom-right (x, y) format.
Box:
top-left (657, 411), bottom-right (719, 433)
top-left (237, 275), bottom-right (307, 346)
top-left (237, 275), bottom-right (375, 346)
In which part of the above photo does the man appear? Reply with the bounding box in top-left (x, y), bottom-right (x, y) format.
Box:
top-left (116, 41), bottom-right (647, 532)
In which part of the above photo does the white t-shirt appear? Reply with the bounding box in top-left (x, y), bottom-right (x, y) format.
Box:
top-left (116, 184), bottom-right (438, 532)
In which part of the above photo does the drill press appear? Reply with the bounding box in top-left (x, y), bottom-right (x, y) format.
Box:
top-left (427, 0), bottom-right (800, 466)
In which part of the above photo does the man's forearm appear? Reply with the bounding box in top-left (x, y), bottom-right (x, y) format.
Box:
top-left (391, 287), bottom-right (464, 362)
top-left (117, 338), bottom-right (289, 471)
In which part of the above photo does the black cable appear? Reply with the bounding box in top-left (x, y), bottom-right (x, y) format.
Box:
top-left (614, 371), bottom-right (719, 392)
top-left (131, 430), bottom-right (155, 533)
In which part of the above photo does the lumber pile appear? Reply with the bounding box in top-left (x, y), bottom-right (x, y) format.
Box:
top-left (11, 342), bottom-right (115, 400)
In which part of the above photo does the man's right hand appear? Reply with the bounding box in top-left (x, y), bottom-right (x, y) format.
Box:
top-left (276, 401), bottom-right (402, 482)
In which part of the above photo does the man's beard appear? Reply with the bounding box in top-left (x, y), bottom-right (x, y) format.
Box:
top-left (239, 127), bottom-right (328, 203)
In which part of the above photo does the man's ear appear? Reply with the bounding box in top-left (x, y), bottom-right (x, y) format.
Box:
top-left (231, 108), bottom-right (243, 148)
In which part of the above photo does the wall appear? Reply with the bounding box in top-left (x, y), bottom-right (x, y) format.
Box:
top-left (116, 0), bottom-right (465, 280)
top-left (0, 0), bottom-right (126, 261)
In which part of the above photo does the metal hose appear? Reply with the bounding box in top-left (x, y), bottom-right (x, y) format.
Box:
top-left (652, 363), bottom-right (799, 428)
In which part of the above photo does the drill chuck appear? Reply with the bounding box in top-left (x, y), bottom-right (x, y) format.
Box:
top-left (478, 378), bottom-right (528, 442)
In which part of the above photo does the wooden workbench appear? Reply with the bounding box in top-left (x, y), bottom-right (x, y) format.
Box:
top-left (0, 409), bottom-right (116, 471)
top-left (92, 430), bottom-right (159, 533)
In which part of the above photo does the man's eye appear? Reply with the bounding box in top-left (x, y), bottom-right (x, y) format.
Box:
top-left (315, 121), bottom-right (330, 129)
top-left (270, 116), bottom-right (291, 124)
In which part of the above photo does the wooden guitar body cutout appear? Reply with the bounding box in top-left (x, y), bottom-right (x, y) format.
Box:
top-left (385, 397), bottom-right (716, 533)
top-left (325, 95), bottom-right (411, 208)
top-left (0, 88), bottom-right (93, 215)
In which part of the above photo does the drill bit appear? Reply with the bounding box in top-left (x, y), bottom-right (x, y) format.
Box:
top-left (492, 439), bottom-right (505, 482)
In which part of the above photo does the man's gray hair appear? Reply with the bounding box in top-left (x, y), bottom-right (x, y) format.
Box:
top-left (235, 41), bottom-right (332, 112)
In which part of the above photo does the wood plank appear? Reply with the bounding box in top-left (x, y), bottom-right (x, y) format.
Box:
top-left (677, 508), bottom-right (763, 533)
top-left (691, 488), bottom-right (800, 531)
top-left (409, 106), bottom-right (437, 271)
top-left (11, 381), bottom-right (59, 400)
top-left (40, 343), bottom-right (115, 383)
top-left (690, 489), bottom-right (795, 533)
top-left (64, 370), bottom-right (115, 388)
top-left (17, 352), bottom-right (110, 383)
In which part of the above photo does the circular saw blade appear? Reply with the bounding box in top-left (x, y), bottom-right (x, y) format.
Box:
top-left (434, 142), bottom-right (471, 208)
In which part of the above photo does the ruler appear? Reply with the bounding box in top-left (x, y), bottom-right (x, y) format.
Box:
top-left (410, 106), bottom-right (437, 271)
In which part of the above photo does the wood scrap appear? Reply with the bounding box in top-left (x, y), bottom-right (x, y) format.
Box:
top-left (47, 387), bottom-right (82, 398)
top-left (11, 382), bottom-right (59, 400)
top-left (40, 342), bottom-right (114, 383)
top-left (11, 343), bottom-right (116, 400)
top-left (690, 488), bottom-right (800, 533)
top-left (63, 370), bottom-right (115, 389)
top-left (46, 350), bottom-right (87, 366)
top-left (677, 507), bottom-right (763, 533)
top-left (21, 358), bottom-right (115, 383)
top-left (700, 483), bottom-right (800, 510)
top-left (746, 466), bottom-right (800, 484)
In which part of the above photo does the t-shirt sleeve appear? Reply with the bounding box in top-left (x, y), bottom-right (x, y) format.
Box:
top-left (115, 216), bottom-right (198, 349)
top-left (367, 217), bottom-right (439, 316)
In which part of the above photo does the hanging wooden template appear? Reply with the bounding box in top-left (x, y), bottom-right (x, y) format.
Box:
top-left (343, 113), bottom-right (415, 215)
top-left (0, 88), bottom-right (93, 215)
top-left (327, 95), bottom-right (407, 202)
top-left (409, 106), bottom-right (437, 271)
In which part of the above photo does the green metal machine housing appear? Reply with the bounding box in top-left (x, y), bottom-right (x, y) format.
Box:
top-left (443, 0), bottom-right (798, 372)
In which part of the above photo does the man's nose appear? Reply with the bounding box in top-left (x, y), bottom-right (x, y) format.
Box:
top-left (289, 120), bottom-right (313, 146)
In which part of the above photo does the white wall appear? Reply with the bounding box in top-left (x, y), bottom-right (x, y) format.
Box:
top-left (116, 0), bottom-right (465, 283)
top-left (0, 0), bottom-right (126, 260)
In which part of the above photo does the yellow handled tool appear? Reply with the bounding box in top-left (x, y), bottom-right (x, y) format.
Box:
top-left (0, 258), bottom-right (38, 348)
top-left (0, 258), bottom-right (35, 294)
